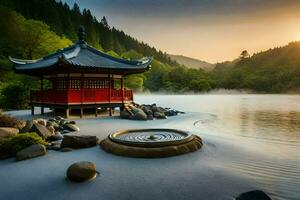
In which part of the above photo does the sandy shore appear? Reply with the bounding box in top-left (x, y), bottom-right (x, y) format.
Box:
top-left (0, 110), bottom-right (259, 200)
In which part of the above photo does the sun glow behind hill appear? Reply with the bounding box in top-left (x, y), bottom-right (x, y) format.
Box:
top-left (63, 0), bottom-right (300, 63)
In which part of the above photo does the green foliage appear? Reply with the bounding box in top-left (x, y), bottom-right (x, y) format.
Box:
top-left (0, 132), bottom-right (47, 155)
top-left (106, 50), bottom-right (121, 58)
top-left (122, 50), bottom-right (143, 59)
top-left (0, 84), bottom-right (28, 109)
top-left (0, 5), bottom-right (72, 59)
top-left (188, 79), bottom-right (211, 92)
top-left (125, 74), bottom-right (146, 91)
top-left (212, 42), bottom-right (300, 93)
top-left (0, 0), bottom-right (180, 66)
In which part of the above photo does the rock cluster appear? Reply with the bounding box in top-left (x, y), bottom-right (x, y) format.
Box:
top-left (0, 115), bottom-right (83, 161)
top-left (120, 103), bottom-right (184, 121)
top-left (20, 117), bottom-right (80, 151)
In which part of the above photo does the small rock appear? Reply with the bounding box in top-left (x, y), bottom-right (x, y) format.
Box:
top-left (16, 120), bottom-right (26, 130)
top-left (47, 121), bottom-right (60, 130)
top-left (154, 111), bottom-right (167, 119)
top-left (62, 130), bottom-right (70, 134)
top-left (51, 140), bottom-right (62, 146)
top-left (63, 124), bottom-right (80, 132)
top-left (236, 190), bottom-right (272, 200)
top-left (46, 126), bottom-right (55, 135)
top-left (31, 123), bottom-right (52, 139)
top-left (61, 147), bottom-right (73, 152)
top-left (52, 144), bottom-right (61, 151)
top-left (61, 135), bottom-right (98, 149)
top-left (66, 161), bottom-right (97, 182)
top-left (0, 127), bottom-right (19, 139)
top-left (69, 121), bottom-right (76, 125)
top-left (36, 119), bottom-right (47, 126)
top-left (164, 110), bottom-right (178, 116)
top-left (16, 144), bottom-right (46, 161)
top-left (59, 119), bottom-right (67, 126)
top-left (55, 116), bottom-right (64, 121)
top-left (142, 107), bottom-right (153, 116)
top-left (49, 132), bottom-right (63, 141)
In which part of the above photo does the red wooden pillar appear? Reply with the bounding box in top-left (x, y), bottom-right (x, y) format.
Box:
top-left (66, 73), bottom-right (70, 118)
top-left (80, 73), bottom-right (83, 118)
top-left (121, 76), bottom-right (124, 104)
top-left (108, 73), bottom-right (112, 116)
top-left (40, 76), bottom-right (44, 115)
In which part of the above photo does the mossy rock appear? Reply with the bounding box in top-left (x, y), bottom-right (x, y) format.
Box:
top-left (0, 132), bottom-right (47, 156)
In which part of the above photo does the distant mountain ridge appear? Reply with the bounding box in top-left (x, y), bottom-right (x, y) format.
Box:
top-left (168, 54), bottom-right (215, 71)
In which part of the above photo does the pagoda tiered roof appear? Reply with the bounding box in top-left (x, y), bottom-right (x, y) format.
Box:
top-left (9, 41), bottom-right (152, 76)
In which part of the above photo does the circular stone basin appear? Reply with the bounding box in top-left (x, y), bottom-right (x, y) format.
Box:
top-left (100, 129), bottom-right (203, 158)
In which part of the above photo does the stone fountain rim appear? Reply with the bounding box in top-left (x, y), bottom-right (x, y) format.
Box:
top-left (108, 128), bottom-right (194, 147)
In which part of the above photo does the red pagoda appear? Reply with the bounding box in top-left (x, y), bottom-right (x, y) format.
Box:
top-left (9, 28), bottom-right (152, 118)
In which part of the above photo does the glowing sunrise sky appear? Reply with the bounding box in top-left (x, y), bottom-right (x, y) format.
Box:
top-left (63, 0), bottom-right (300, 63)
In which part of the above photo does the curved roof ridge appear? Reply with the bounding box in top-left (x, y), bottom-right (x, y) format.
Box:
top-left (9, 57), bottom-right (42, 64)
top-left (62, 44), bottom-right (81, 59)
top-left (42, 43), bottom-right (78, 60)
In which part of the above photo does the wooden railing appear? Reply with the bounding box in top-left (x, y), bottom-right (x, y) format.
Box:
top-left (30, 88), bottom-right (133, 105)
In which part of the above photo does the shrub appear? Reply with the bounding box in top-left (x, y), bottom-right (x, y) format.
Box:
top-left (0, 84), bottom-right (28, 109)
top-left (0, 133), bottom-right (47, 155)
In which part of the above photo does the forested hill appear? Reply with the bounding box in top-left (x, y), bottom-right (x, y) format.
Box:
top-left (168, 54), bottom-right (215, 71)
top-left (0, 0), bottom-right (299, 110)
top-left (0, 0), bottom-right (179, 67)
top-left (213, 42), bottom-right (300, 93)
top-left (0, 1), bottom-right (214, 109)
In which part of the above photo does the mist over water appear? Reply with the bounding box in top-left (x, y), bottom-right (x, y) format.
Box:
top-left (136, 94), bottom-right (300, 200)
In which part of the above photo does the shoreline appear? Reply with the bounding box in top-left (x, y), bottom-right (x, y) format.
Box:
top-left (0, 110), bottom-right (259, 200)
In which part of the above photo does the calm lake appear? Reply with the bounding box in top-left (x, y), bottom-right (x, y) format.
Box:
top-left (136, 94), bottom-right (300, 200)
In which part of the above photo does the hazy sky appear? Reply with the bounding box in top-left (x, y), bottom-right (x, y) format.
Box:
top-left (63, 0), bottom-right (300, 63)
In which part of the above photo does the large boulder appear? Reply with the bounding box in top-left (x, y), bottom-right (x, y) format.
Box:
top-left (31, 123), bottom-right (52, 139)
top-left (67, 161), bottom-right (97, 182)
top-left (0, 127), bottom-right (19, 139)
top-left (63, 124), bottom-right (80, 132)
top-left (130, 108), bottom-right (147, 121)
top-left (61, 135), bottom-right (98, 149)
top-left (20, 120), bottom-right (34, 133)
top-left (16, 144), bottom-right (46, 161)
top-left (120, 110), bottom-right (131, 119)
top-left (236, 190), bottom-right (272, 200)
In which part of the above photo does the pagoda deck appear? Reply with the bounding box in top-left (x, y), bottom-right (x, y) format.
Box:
top-left (30, 88), bottom-right (133, 107)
